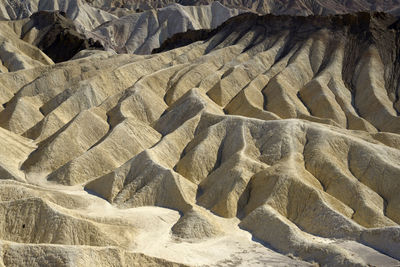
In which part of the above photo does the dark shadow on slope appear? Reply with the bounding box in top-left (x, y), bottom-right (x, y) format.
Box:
top-left (22, 11), bottom-right (105, 63)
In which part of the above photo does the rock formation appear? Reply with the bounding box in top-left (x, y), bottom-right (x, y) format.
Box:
top-left (0, 1), bottom-right (242, 58)
top-left (0, 0), bottom-right (116, 30)
top-left (89, 0), bottom-right (400, 16)
top-left (18, 11), bottom-right (104, 62)
top-left (92, 2), bottom-right (242, 54)
top-left (0, 3), bottom-right (399, 267)
top-left (0, 20), bottom-right (53, 72)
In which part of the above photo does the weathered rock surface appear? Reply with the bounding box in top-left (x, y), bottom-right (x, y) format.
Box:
top-left (0, 9), bottom-right (399, 267)
top-left (0, 1), bottom-right (242, 57)
top-left (0, 0), bottom-right (116, 30)
top-left (0, 241), bottom-right (187, 267)
top-left (18, 11), bottom-right (104, 62)
top-left (89, 0), bottom-right (400, 16)
top-left (93, 2), bottom-right (242, 54)
top-left (0, 20), bottom-right (53, 72)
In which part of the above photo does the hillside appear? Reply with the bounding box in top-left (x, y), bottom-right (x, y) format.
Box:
top-left (0, 10), bottom-right (399, 266)
top-left (0, 1), bottom-right (242, 57)
top-left (90, 0), bottom-right (400, 15)
top-left (93, 2), bottom-right (242, 54)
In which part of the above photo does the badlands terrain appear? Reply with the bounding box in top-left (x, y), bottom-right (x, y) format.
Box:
top-left (88, 0), bottom-right (400, 15)
top-left (0, 0), bottom-right (399, 267)
top-left (0, 0), bottom-right (242, 56)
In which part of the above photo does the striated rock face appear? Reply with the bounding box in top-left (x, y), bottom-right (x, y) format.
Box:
top-left (20, 11), bottom-right (104, 62)
top-left (155, 11), bottom-right (400, 122)
top-left (0, 241), bottom-right (188, 267)
top-left (0, 9), bottom-right (399, 267)
top-left (0, 20), bottom-right (53, 72)
top-left (0, 1), bottom-right (242, 57)
top-left (92, 2), bottom-right (242, 54)
top-left (89, 0), bottom-right (400, 15)
top-left (0, 0), bottom-right (117, 30)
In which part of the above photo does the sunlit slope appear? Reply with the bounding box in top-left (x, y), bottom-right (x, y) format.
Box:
top-left (0, 11), bottom-right (399, 267)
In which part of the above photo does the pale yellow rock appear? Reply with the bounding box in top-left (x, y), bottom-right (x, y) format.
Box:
top-left (47, 119), bottom-right (161, 185)
top-left (0, 22), bottom-right (53, 73)
top-left (0, 241), bottom-right (187, 267)
top-left (172, 207), bottom-right (224, 239)
top-left (0, 12), bottom-right (398, 267)
top-left (240, 204), bottom-right (366, 267)
top-left (21, 109), bottom-right (109, 174)
top-left (0, 128), bottom-right (36, 182)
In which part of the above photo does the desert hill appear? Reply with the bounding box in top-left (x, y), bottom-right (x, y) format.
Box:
top-left (0, 20), bottom-right (53, 72)
top-left (0, 0), bottom-right (116, 30)
top-left (7, 10), bottom-right (104, 63)
top-left (0, 7), bottom-right (399, 266)
top-left (3, 0), bottom-right (400, 62)
top-left (0, 1), bottom-right (242, 58)
top-left (92, 2), bottom-right (242, 54)
top-left (90, 0), bottom-right (400, 15)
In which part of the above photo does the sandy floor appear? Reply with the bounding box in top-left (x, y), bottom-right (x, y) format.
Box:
top-left (20, 174), bottom-right (400, 266)
top-left (129, 209), bottom-right (311, 266)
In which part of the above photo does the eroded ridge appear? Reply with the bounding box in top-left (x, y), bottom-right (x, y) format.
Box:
top-left (0, 11), bottom-right (399, 267)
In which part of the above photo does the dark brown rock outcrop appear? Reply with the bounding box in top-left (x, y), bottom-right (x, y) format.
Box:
top-left (21, 11), bottom-right (104, 63)
top-left (152, 29), bottom-right (213, 54)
